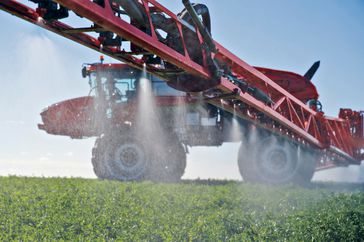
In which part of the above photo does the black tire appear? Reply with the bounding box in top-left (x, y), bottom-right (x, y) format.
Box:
top-left (238, 134), bottom-right (316, 185)
top-left (92, 132), bottom-right (150, 181)
top-left (147, 138), bottom-right (187, 182)
top-left (91, 136), bottom-right (110, 179)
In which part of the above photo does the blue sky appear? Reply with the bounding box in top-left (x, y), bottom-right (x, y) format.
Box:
top-left (0, 0), bottom-right (363, 181)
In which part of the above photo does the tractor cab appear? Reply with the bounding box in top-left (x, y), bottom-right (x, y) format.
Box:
top-left (85, 64), bottom-right (138, 103)
top-left (82, 62), bottom-right (185, 104)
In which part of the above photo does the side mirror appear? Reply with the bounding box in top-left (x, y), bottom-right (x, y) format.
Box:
top-left (81, 66), bottom-right (88, 78)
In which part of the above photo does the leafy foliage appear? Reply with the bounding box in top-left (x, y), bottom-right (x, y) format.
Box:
top-left (0, 177), bottom-right (363, 241)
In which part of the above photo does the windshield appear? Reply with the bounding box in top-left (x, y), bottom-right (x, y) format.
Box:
top-left (89, 67), bottom-right (185, 102)
top-left (90, 69), bottom-right (137, 103)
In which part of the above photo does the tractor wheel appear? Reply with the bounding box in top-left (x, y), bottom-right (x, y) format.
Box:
top-left (92, 132), bottom-right (150, 181)
top-left (148, 138), bottom-right (187, 182)
top-left (91, 136), bottom-right (110, 179)
top-left (238, 135), bottom-right (316, 185)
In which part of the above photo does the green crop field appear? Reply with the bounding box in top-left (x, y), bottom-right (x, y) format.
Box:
top-left (0, 177), bottom-right (363, 241)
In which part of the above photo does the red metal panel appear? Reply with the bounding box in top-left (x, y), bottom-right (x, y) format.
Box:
top-left (55, 0), bottom-right (211, 78)
top-left (215, 78), bottom-right (324, 148)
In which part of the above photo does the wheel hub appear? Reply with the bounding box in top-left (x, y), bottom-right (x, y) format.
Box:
top-left (268, 150), bottom-right (288, 170)
top-left (108, 142), bottom-right (147, 180)
top-left (119, 147), bottom-right (139, 168)
top-left (256, 138), bottom-right (298, 182)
